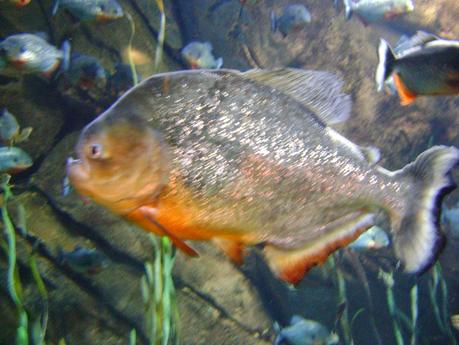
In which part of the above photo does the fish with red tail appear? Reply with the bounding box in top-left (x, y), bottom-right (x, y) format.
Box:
top-left (376, 31), bottom-right (459, 105)
top-left (66, 68), bottom-right (459, 284)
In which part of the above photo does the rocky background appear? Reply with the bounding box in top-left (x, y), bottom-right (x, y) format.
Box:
top-left (1, 0), bottom-right (459, 344)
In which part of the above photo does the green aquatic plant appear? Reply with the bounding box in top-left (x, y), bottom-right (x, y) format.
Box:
top-left (129, 329), bottom-right (137, 345)
top-left (427, 263), bottom-right (457, 345)
top-left (409, 284), bottom-right (418, 345)
top-left (154, 0), bottom-right (166, 73)
top-left (0, 174), bottom-right (49, 345)
top-left (379, 269), bottom-right (405, 345)
top-left (330, 255), bottom-right (353, 345)
top-left (141, 234), bottom-right (179, 345)
top-left (125, 12), bottom-right (139, 86)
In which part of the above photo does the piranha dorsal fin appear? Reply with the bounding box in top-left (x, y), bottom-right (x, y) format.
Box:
top-left (243, 68), bottom-right (352, 125)
top-left (137, 206), bottom-right (199, 257)
top-left (393, 73), bottom-right (417, 105)
top-left (264, 212), bottom-right (376, 284)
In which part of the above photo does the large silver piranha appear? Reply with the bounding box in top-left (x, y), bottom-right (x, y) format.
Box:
top-left (66, 69), bottom-right (459, 284)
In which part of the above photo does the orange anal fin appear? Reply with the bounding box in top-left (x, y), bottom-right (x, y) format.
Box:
top-left (393, 73), bottom-right (417, 106)
top-left (213, 238), bottom-right (246, 265)
top-left (137, 206), bottom-right (199, 257)
top-left (264, 214), bottom-right (375, 285)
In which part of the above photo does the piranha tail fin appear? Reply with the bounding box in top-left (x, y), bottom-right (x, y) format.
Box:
top-left (343, 0), bottom-right (353, 20)
top-left (376, 39), bottom-right (396, 92)
top-left (390, 146), bottom-right (459, 274)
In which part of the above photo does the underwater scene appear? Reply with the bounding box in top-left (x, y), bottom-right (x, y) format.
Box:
top-left (1, 0), bottom-right (459, 344)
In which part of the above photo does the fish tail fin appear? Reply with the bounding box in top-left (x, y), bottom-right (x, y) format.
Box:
top-left (376, 39), bottom-right (396, 92)
top-left (343, 0), bottom-right (353, 20)
top-left (51, 0), bottom-right (60, 15)
top-left (390, 146), bottom-right (459, 274)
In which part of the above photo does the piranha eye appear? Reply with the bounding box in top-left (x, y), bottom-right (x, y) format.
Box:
top-left (89, 143), bottom-right (103, 159)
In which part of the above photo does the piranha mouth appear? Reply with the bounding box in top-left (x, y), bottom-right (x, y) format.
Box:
top-left (11, 58), bottom-right (27, 68)
top-left (66, 156), bottom-right (90, 186)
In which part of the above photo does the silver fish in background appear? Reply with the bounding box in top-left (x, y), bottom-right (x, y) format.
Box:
top-left (181, 41), bottom-right (223, 70)
top-left (52, 0), bottom-right (124, 22)
top-left (0, 108), bottom-right (32, 145)
top-left (64, 53), bottom-right (107, 91)
top-left (57, 245), bottom-right (110, 274)
top-left (274, 315), bottom-right (339, 345)
top-left (271, 4), bottom-right (311, 37)
top-left (0, 146), bottom-right (33, 174)
top-left (348, 225), bottom-right (390, 251)
top-left (0, 33), bottom-right (70, 77)
top-left (343, 0), bottom-right (414, 25)
top-left (67, 68), bottom-right (459, 284)
top-left (376, 31), bottom-right (459, 105)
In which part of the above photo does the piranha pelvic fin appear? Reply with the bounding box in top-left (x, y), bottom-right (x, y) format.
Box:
top-left (137, 206), bottom-right (199, 257)
top-left (213, 238), bottom-right (246, 265)
top-left (393, 73), bottom-right (417, 105)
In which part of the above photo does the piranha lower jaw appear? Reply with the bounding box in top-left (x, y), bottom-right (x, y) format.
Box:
top-left (264, 213), bottom-right (376, 284)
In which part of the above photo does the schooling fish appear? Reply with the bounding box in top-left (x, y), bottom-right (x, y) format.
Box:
top-left (52, 0), bottom-right (124, 22)
top-left (376, 32), bottom-right (459, 105)
top-left (66, 68), bottom-right (459, 284)
top-left (348, 225), bottom-right (389, 251)
top-left (343, 0), bottom-right (413, 25)
top-left (0, 146), bottom-right (32, 174)
top-left (0, 34), bottom-right (70, 78)
top-left (181, 41), bottom-right (223, 70)
top-left (270, 4), bottom-right (311, 37)
top-left (274, 315), bottom-right (339, 345)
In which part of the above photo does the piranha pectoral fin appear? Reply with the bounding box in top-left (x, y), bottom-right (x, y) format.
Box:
top-left (263, 212), bottom-right (376, 284)
top-left (136, 206), bottom-right (199, 257)
top-left (393, 73), bottom-right (417, 106)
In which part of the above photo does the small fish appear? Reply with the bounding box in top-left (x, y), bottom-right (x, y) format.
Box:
top-left (376, 31), bottom-right (459, 105)
top-left (348, 225), bottom-right (389, 251)
top-left (57, 245), bottom-right (109, 274)
top-left (0, 34), bottom-right (70, 78)
top-left (66, 69), bottom-right (459, 284)
top-left (274, 315), bottom-right (339, 345)
top-left (0, 108), bottom-right (32, 145)
top-left (271, 4), bottom-right (311, 37)
top-left (64, 53), bottom-right (107, 91)
top-left (451, 314), bottom-right (459, 331)
top-left (107, 63), bottom-right (142, 98)
top-left (0, 146), bottom-right (33, 174)
top-left (181, 41), bottom-right (223, 70)
top-left (52, 0), bottom-right (124, 22)
top-left (343, 0), bottom-right (414, 25)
